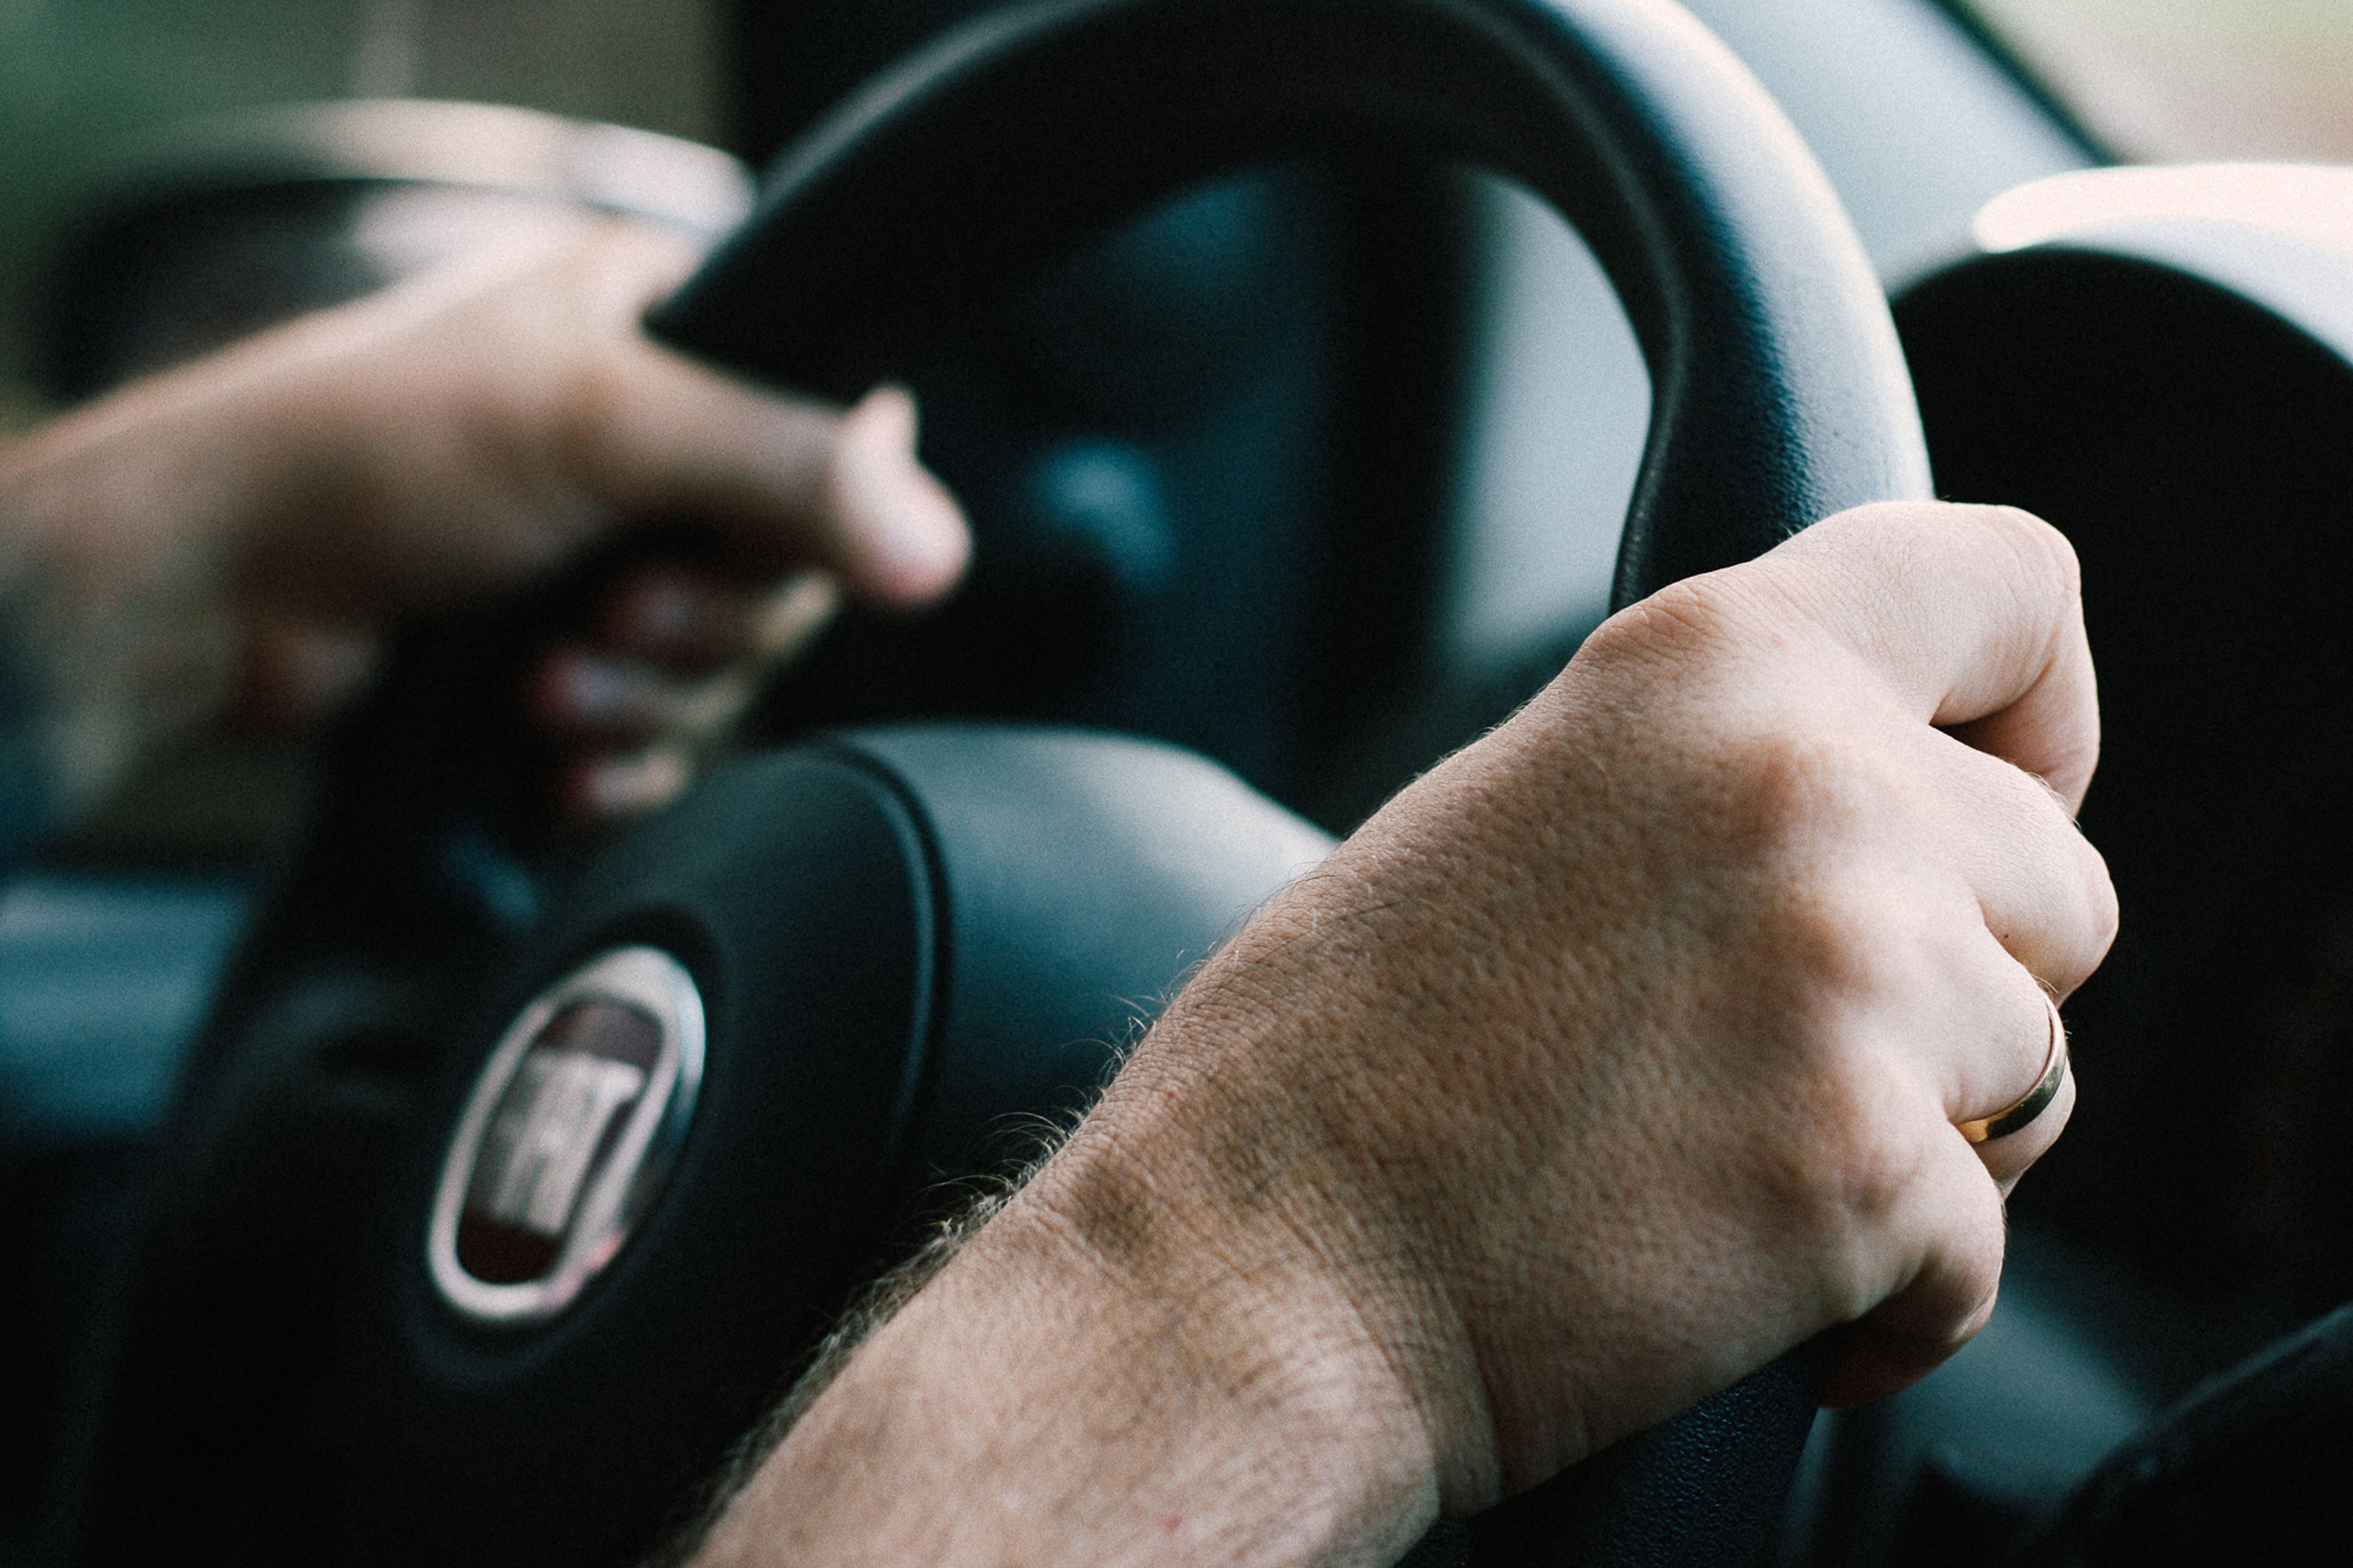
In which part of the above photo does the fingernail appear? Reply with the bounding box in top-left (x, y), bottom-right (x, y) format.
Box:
top-left (534, 650), bottom-right (657, 727)
top-left (560, 655), bottom-right (642, 720)
top-left (573, 745), bottom-right (692, 820)
top-left (750, 569), bottom-right (841, 661)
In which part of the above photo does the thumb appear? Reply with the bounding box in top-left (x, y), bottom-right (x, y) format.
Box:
top-left (581, 226), bottom-right (970, 605)
top-left (1765, 502), bottom-right (2100, 811)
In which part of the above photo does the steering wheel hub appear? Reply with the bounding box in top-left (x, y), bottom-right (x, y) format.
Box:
top-left (427, 945), bottom-right (706, 1328)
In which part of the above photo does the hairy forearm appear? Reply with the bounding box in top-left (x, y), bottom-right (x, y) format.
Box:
top-left (685, 1086), bottom-right (1442, 1568)
top-left (675, 504), bottom-right (2114, 1567)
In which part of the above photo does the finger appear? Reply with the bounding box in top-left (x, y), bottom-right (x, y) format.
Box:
top-left (562, 742), bottom-right (694, 822)
top-left (528, 647), bottom-right (756, 744)
top-left (1926, 957), bottom-right (2074, 1186)
top-left (1893, 947), bottom-right (2072, 1196)
top-left (747, 568), bottom-right (843, 662)
top-left (1980, 1047), bottom-right (2074, 1195)
top-left (1882, 904), bottom-right (2070, 1135)
top-left (1761, 502), bottom-right (2100, 810)
top-left (1822, 1120), bottom-right (2007, 1408)
top-left (234, 618), bottom-right (383, 728)
top-left (602, 372), bottom-right (966, 605)
top-left (598, 563), bottom-right (763, 672)
top-left (822, 385), bottom-right (970, 606)
top-left (1917, 727), bottom-right (2118, 999)
top-left (580, 227), bottom-right (970, 604)
top-left (1858, 910), bottom-right (2067, 1183)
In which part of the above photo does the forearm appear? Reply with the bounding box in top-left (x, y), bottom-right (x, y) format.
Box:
top-left (689, 1090), bottom-right (1441, 1568)
top-left (0, 358), bottom-right (272, 828)
top-left (2, 216), bottom-right (971, 844)
top-left (0, 223), bottom-right (605, 821)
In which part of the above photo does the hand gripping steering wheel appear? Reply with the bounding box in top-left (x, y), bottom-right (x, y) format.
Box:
top-left (656, 8), bottom-right (1929, 1555)
top-left (48, 2), bottom-right (1929, 1566)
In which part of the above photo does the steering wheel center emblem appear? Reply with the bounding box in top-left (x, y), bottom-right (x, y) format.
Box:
top-left (427, 945), bottom-right (704, 1327)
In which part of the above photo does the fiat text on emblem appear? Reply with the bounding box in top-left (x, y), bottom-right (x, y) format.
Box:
top-left (427, 945), bottom-right (704, 1326)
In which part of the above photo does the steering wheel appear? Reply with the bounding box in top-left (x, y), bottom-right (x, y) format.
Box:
top-left (47, 2), bottom-right (1928, 1565)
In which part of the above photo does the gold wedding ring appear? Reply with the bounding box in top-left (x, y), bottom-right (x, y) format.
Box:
top-left (1959, 1006), bottom-right (2069, 1144)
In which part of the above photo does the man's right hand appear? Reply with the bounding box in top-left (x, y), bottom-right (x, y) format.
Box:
top-left (693, 500), bottom-right (2115, 1568)
top-left (0, 217), bottom-right (967, 832)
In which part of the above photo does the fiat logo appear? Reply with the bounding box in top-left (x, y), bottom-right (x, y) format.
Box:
top-left (427, 945), bottom-right (704, 1327)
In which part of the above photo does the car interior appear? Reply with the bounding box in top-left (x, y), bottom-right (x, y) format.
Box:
top-left (2, 1), bottom-right (2351, 1565)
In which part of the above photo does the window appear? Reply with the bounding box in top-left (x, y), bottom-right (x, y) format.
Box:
top-left (1964, 0), bottom-right (2353, 162)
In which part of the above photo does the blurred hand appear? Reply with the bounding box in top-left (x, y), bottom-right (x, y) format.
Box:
top-left (0, 216), bottom-right (968, 825)
top-left (692, 501), bottom-right (2115, 1567)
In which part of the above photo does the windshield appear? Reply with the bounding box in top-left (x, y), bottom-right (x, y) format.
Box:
top-left (1963, 0), bottom-right (2353, 162)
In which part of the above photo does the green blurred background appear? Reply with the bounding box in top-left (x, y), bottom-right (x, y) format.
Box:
top-left (0, 0), bottom-right (717, 430)
top-left (2, 0), bottom-right (2351, 430)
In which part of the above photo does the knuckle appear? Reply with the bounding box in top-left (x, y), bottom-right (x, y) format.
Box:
top-left (1665, 726), bottom-right (1937, 1000)
top-left (1739, 873), bottom-right (1937, 1081)
top-left (1720, 724), bottom-right (1920, 867)
top-left (2086, 848), bottom-right (2121, 955)
top-left (1970, 504), bottom-right (2082, 603)
top-left (1979, 755), bottom-right (2120, 986)
top-left (1761, 1048), bottom-right (1929, 1231)
top-left (2070, 839), bottom-right (2122, 985)
top-left (1585, 570), bottom-right (1780, 671)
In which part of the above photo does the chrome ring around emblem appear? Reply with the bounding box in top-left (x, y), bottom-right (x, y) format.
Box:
top-left (427, 945), bottom-right (705, 1327)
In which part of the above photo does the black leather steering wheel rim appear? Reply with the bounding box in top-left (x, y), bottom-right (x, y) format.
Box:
top-left (652, 0), bottom-right (1930, 609)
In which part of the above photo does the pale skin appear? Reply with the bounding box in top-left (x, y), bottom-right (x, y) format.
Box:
top-left (690, 502), bottom-right (2112, 1567)
top-left (0, 214), bottom-right (969, 825)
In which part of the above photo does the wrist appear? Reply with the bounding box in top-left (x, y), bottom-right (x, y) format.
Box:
top-left (697, 1081), bottom-right (1442, 1567)
top-left (1060, 942), bottom-right (1512, 1513)
top-left (1030, 1098), bottom-right (1446, 1530)
top-left (0, 390), bottom-right (248, 824)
